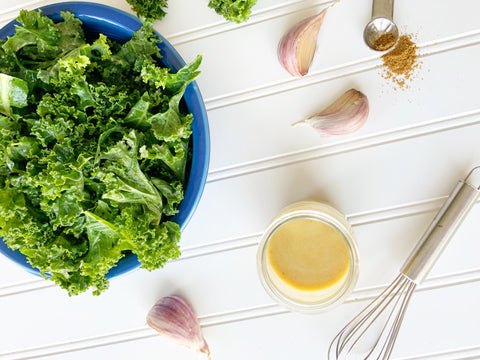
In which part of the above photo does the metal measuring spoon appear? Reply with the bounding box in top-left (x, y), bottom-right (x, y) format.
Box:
top-left (363, 0), bottom-right (398, 51)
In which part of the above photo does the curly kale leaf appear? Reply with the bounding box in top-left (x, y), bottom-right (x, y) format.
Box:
top-left (3, 10), bottom-right (85, 63)
top-left (3, 9), bottom-right (60, 54)
top-left (125, 0), bottom-right (256, 23)
top-left (97, 131), bottom-right (163, 224)
top-left (126, 0), bottom-right (168, 21)
top-left (208, 0), bottom-right (258, 23)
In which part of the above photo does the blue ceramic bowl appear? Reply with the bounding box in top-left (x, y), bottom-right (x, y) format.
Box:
top-left (0, 2), bottom-right (210, 278)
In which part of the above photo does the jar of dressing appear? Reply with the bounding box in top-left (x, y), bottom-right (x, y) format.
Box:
top-left (257, 201), bottom-right (359, 313)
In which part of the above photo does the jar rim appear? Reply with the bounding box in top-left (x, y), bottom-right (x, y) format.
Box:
top-left (256, 202), bottom-right (359, 314)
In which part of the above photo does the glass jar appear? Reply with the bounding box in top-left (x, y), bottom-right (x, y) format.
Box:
top-left (257, 201), bottom-right (359, 313)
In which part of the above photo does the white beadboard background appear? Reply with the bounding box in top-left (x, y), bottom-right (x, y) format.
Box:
top-left (1, 0), bottom-right (480, 359)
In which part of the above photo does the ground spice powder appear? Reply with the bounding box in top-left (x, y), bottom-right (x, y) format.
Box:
top-left (380, 34), bottom-right (421, 89)
top-left (373, 33), bottom-right (397, 51)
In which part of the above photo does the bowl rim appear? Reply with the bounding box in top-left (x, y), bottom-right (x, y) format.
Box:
top-left (0, 2), bottom-right (210, 279)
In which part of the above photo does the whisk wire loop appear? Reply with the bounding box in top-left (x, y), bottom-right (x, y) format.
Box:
top-left (330, 274), bottom-right (402, 357)
top-left (339, 277), bottom-right (402, 357)
top-left (379, 277), bottom-right (416, 360)
top-left (365, 278), bottom-right (408, 360)
top-left (328, 274), bottom-right (416, 360)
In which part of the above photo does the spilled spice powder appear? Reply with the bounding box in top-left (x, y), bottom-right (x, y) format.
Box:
top-left (380, 34), bottom-right (421, 89)
top-left (373, 33), bottom-right (397, 51)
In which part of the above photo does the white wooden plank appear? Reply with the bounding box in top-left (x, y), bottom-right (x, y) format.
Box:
top-left (182, 120), bottom-right (480, 249)
top-left (202, 42), bottom-right (480, 173)
top-left (175, 0), bottom-right (480, 101)
top-left (1, 196), bottom-right (479, 355)
top-left (0, 254), bottom-right (39, 285)
top-left (21, 281), bottom-right (480, 360)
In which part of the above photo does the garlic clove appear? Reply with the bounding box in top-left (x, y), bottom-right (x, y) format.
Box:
top-left (147, 295), bottom-right (211, 359)
top-left (277, 9), bottom-right (328, 77)
top-left (294, 89), bottom-right (369, 136)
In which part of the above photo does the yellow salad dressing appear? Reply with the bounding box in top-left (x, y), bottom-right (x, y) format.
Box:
top-left (266, 218), bottom-right (350, 301)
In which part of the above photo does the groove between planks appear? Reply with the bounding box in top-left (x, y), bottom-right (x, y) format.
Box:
top-left (0, 0), bottom-right (333, 33)
top-left (1, 197), bottom-right (478, 297)
top-left (0, 0), bottom-right (48, 17)
top-left (164, 0), bottom-right (336, 45)
top-left (0, 269), bottom-right (479, 359)
top-left (394, 345), bottom-right (480, 360)
top-left (206, 109), bottom-right (480, 182)
top-left (203, 30), bottom-right (480, 111)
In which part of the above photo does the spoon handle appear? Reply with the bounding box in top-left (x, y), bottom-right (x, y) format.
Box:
top-left (372, 0), bottom-right (394, 20)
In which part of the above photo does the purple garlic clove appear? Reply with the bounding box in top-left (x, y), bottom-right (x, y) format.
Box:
top-left (147, 295), bottom-right (211, 359)
top-left (293, 89), bottom-right (369, 136)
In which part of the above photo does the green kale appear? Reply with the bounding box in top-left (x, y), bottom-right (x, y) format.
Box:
top-left (208, 0), bottom-right (258, 23)
top-left (0, 74), bottom-right (28, 115)
top-left (126, 0), bottom-right (168, 21)
top-left (125, 0), bottom-right (257, 23)
top-left (0, 10), bottom-right (201, 295)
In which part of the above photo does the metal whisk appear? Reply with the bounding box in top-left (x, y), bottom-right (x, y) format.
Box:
top-left (328, 166), bottom-right (480, 360)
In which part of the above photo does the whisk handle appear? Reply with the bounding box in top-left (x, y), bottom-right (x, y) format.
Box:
top-left (401, 168), bottom-right (480, 284)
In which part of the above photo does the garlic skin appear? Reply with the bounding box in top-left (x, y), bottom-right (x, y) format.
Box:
top-left (294, 89), bottom-right (369, 136)
top-left (147, 295), bottom-right (211, 359)
top-left (277, 9), bottom-right (328, 77)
